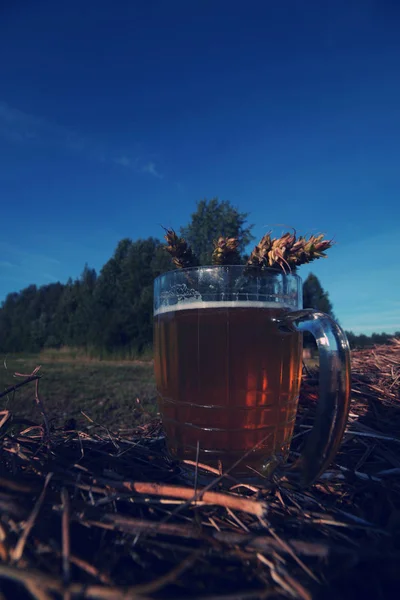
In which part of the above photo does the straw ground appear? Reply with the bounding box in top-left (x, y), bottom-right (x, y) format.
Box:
top-left (0, 341), bottom-right (399, 599)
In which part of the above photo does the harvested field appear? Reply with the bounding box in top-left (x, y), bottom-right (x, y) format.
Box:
top-left (0, 341), bottom-right (399, 599)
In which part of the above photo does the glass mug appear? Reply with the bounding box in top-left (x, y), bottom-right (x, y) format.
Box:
top-left (153, 266), bottom-right (351, 486)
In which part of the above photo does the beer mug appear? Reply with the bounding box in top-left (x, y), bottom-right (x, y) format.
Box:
top-left (153, 266), bottom-right (351, 486)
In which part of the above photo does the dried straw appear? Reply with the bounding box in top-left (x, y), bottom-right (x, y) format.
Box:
top-left (0, 340), bottom-right (399, 599)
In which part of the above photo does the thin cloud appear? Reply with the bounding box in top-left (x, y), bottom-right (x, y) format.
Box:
top-left (339, 306), bottom-right (400, 334)
top-left (41, 273), bottom-right (58, 282)
top-left (0, 241), bottom-right (61, 266)
top-left (114, 155), bottom-right (132, 167)
top-left (140, 161), bottom-right (163, 179)
top-left (0, 242), bottom-right (61, 298)
top-left (0, 101), bottom-right (89, 153)
top-left (343, 309), bottom-right (400, 321)
top-left (113, 155), bottom-right (163, 178)
top-left (0, 101), bottom-right (162, 176)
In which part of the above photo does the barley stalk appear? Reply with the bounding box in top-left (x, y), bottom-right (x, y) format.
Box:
top-left (247, 231), bottom-right (333, 273)
top-left (163, 228), bottom-right (199, 269)
top-left (211, 236), bottom-right (241, 265)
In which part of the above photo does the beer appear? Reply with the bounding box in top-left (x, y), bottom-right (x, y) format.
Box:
top-left (154, 301), bottom-right (303, 477)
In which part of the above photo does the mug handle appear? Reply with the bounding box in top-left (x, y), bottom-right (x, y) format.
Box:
top-left (278, 309), bottom-right (351, 487)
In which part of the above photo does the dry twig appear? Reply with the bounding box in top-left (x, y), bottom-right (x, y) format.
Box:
top-left (0, 341), bottom-right (398, 599)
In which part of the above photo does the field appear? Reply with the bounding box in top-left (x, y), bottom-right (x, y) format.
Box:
top-left (0, 350), bottom-right (319, 432)
top-left (0, 343), bottom-right (399, 599)
top-left (0, 351), bottom-right (157, 431)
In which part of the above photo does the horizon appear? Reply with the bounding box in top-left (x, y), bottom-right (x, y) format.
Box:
top-left (1, 0), bottom-right (399, 335)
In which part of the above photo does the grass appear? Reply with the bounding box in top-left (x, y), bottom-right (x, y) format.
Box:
top-left (0, 349), bottom-right (319, 433)
top-left (0, 352), bottom-right (158, 431)
top-left (40, 345), bottom-right (154, 362)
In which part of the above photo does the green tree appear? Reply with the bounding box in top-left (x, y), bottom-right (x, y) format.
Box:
top-left (51, 278), bottom-right (80, 347)
top-left (180, 198), bottom-right (254, 265)
top-left (0, 282), bottom-right (65, 352)
top-left (302, 273), bottom-right (335, 318)
top-left (68, 265), bottom-right (97, 348)
top-left (345, 330), bottom-right (398, 349)
top-left (89, 240), bottom-right (131, 352)
top-left (89, 237), bottom-right (172, 355)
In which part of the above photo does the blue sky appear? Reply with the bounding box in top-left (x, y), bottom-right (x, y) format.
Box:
top-left (0, 0), bottom-right (399, 334)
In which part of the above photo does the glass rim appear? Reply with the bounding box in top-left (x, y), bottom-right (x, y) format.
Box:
top-left (154, 264), bottom-right (302, 283)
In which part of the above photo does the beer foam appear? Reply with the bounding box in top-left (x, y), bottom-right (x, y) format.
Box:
top-left (154, 300), bottom-right (290, 316)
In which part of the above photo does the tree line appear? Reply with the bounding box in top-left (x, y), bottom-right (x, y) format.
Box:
top-left (0, 199), bottom-right (396, 356)
top-left (0, 238), bottom-right (172, 357)
top-left (345, 331), bottom-right (399, 349)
